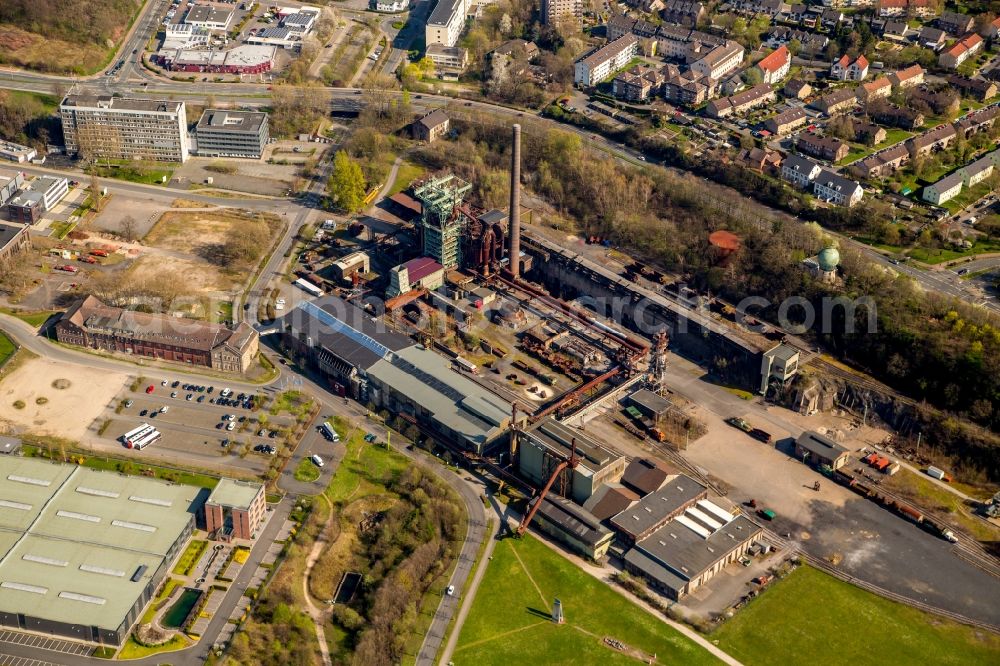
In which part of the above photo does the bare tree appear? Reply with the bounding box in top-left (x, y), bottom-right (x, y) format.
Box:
top-left (90, 175), bottom-right (104, 212)
top-left (119, 215), bottom-right (137, 242)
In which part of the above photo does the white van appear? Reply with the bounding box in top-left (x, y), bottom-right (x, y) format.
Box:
top-left (160, 406), bottom-right (169, 413)
top-left (310, 455), bottom-right (324, 468)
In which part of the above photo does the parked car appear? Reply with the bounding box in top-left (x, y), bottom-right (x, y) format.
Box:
top-left (311, 454), bottom-right (324, 467)
top-left (145, 385), bottom-right (155, 394)
top-left (124, 399), bottom-right (133, 408)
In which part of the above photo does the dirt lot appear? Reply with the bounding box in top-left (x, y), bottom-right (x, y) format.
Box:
top-left (0, 357), bottom-right (128, 441)
top-left (89, 193), bottom-right (173, 238)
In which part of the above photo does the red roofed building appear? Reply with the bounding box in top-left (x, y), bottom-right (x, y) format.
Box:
top-left (755, 45), bottom-right (790, 84)
top-left (388, 256), bottom-right (445, 296)
top-left (830, 54), bottom-right (869, 81)
top-left (990, 17), bottom-right (1000, 40)
top-left (939, 33), bottom-right (983, 69)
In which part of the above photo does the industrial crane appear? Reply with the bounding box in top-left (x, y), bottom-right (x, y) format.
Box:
top-left (515, 439), bottom-right (579, 537)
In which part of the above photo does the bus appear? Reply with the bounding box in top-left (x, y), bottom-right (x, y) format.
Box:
top-left (320, 422), bottom-right (339, 442)
top-left (294, 278), bottom-right (324, 298)
top-left (123, 424), bottom-right (154, 447)
top-left (130, 430), bottom-right (162, 451)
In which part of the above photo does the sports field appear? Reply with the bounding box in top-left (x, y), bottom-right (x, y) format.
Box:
top-left (713, 566), bottom-right (1000, 666)
top-left (452, 534), bottom-right (720, 665)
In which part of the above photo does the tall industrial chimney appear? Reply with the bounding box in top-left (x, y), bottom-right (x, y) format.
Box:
top-left (508, 123), bottom-right (522, 279)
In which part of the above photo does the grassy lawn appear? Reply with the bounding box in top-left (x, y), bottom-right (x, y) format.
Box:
top-left (884, 469), bottom-right (1000, 542)
top-left (294, 457), bottom-right (322, 482)
top-left (20, 444), bottom-right (222, 488)
top-left (389, 161), bottom-right (427, 195)
top-left (453, 534), bottom-right (720, 665)
top-left (908, 238), bottom-right (1000, 264)
top-left (850, 235), bottom-right (906, 255)
top-left (0, 332), bottom-right (15, 370)
top-left (713, 566), bottom-right (1000, 666)
top-left (0, 308), bottom-right (58, 328)
top-left (269, 390), bottom-right (315, 417)
top-left (172, 539), bottom-right (208, 576)
top-left (324, 417), bottom-right (407, 504)
top-left (141, 577), bottom-right (183, 624)
top-left (88, 162), bottom-right (174, 185)
top-left (117, 634), bottom-right (191, 659)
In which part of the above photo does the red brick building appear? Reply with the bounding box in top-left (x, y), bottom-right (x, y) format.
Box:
top-left (55, 295), bottom-right (259, 373)
top-left (203, 479), bottom-right (267, 540)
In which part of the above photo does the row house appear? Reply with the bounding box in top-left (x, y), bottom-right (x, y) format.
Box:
top-left (660, 0), bottom-right (706, 27)
top-left (781, 154), bottom-right (822, 188)
top-left (869, 104), bottom-right (925, 129)
top-left (809, 87), bottom-right (857, 115)
top-left (922, 155), bottom-right (994, 205)
top-left (764, 107), bottom-right (808, 135)
top-left (849, 118), bottom-right (887, 145)
top-left (738, 147), bottom-right (783, 172)
top-left (706, 83), bottom-right (775, 118)
top-left (877, 0), bottom-right (935, 18)
top-left (814, 169), bottom-right (864, 206)
top-left (851, 143), bottom-right (909, 178)
top-left (937, 11), bottom-right (974, 36)
top-left (906, 124), bottom-right (957, 157)
top-left (939, 34), bottom-right (983, 70)
top-left (729, 0), bottom-right (788, 17)
top-left (830, 54), bottom-right (869, 81)
top-left (820, 8), bottom-right (845, 29)
top-left (954, 104), bottom-right (1000, 138)
top-left (764, 27), bottom-right (829, 56)
top-left (946, 76), bottom-right (997, 102)
top-left (797, 133), bottom-right (850, 162)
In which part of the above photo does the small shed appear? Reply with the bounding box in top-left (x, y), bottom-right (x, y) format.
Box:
top-left (628, 389), bottom-right (671, 419)
top-left (795, 431), bottom-right (849, 470)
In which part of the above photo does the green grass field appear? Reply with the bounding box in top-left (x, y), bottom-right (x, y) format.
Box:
top-left (0, 332), bottom-right (16, 370)
top-left (0, 308), bottom-right (57, 328)
top-left (713, 566), bottom-right (1000, 666)
top-left (294, 457), bottom-right (321, 482)
top-left (172, 540), bottom-right (207, 576)
top-left (453, 534), bottom-right (720, 665)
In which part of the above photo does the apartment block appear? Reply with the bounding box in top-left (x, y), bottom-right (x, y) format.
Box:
top-left (541, 0), bottom-right (583, 26)
top-left (426, 0), bottom-right (468, 48)
top-left (60, 95), bottom-right (189, 163)
top-left (574, 35), bottom-right (639, 86)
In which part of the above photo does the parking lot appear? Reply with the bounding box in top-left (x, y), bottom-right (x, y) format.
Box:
top-left (0, 631), bottom-right (93, 656)
top-left (92, 378), bottom-right (300, 475)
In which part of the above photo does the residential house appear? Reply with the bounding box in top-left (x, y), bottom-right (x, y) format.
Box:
top-left (877, 0), bottom-right (907, 17)
top-left (764, 27), bottom-right (829, 56)
top-left (729, 0), bottom-right (789, 17)
top-left (764, 107), bottom-right (808, 135)
top-left (850, 118), bottom-right (887, 144)
top-left (990, 17), bottom-right (1000, 40)
top-left (783, 4), bottom-right (807, 22)
top-left (706, 83), bottom-right (775, 118)
top-left (781, 154), bottom-right (822, 187)
top-left (486, 40), bottom-right (539, 87)
top-left (821, 8), bottom-right (844, 29)
top-left (882, 20), bottom-right (911, 42)
top-left (813, 169), bottom-right (864, 206)
top-left (937, 11), bottom-right (974, 36)
top-left (939, 34), bottom-right (983, 70)
top-left (756, 46), bottom-right (791, 85)
top-left (830, 54), bottom-right (869, 81)
top-left (783, 78), bottom-right (813, 100)
top-left (412, 110), bottom-right (450, 143)
top-left (689, 41), bottom-right (745, 80)
top-left (797, 133), bottom-right (850, 162)
top-left (888, 64), bottom-right (924, 89)
top-left (906, 124), bottom-right (957, 157)
top-left (858, 77), bottom-right (892, 101)
top-left (947, 76), bottom-right (998, 101)
top-left (809, 87), bottom-right (857, 115)
top-left (918, 26), bottom-right (947, 51)
top-left (738, 147), bottom-right (783, 172)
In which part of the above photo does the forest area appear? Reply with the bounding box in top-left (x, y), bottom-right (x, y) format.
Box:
top-left (0, 0), bottom-right (142, 73)
top-left (0, 90), bottom-right (62, 148)
top-left (409, 115), bottom-right (1000, 479)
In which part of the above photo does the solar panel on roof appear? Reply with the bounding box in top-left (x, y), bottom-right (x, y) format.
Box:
top-left (300, 301), bottom-right (391, 359)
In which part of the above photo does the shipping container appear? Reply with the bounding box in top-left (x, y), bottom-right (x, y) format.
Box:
top-left (926, 466), bottom-right (946, 481)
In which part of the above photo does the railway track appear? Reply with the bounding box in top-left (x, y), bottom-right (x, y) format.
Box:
top-left (810, 358), bottom-right (916, 405)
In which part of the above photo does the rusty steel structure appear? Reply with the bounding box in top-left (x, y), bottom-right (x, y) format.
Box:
top-left (508, 123), bottom-right (522, 279)
top-left (516, 437), bottom-right (579, 536)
